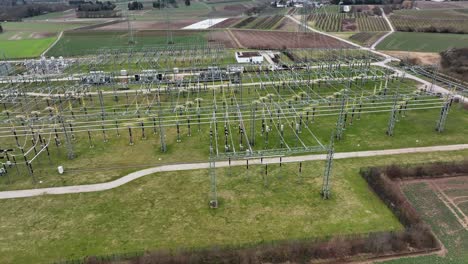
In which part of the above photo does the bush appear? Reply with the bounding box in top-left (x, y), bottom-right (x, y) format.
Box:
top-left (128, 1), bottom-right (143, 10)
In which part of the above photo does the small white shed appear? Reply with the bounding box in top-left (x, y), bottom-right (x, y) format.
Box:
top-left (235, 52), bottom-right (264, 64)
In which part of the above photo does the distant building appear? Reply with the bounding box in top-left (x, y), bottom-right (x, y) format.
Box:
top-left (340, 5), bottom-right (351, 13)
top-left (235, 52), bottom-right (264, 64)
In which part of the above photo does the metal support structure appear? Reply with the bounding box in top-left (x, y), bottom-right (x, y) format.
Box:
top-left (209, 159), bottom-right (218, 208)
top-left (335, 91), bottom-right (347, 140)
top-left (435, 99), bottom-right (451, 133)
top-left (59, 116), bottom-right (75, 159)
top-left (321, 133), bottom-right (334, 199)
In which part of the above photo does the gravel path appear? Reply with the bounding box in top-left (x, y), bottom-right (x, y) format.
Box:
top-left (0, 144), bottom-right (467, 199)
top-left (370, 8), bottom-right (394, 50)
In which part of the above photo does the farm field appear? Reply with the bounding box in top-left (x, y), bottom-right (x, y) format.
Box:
top-left (230, 30), bottom-right (351, 49)
top-left (232, 15), bottom-right (284, 30)
top-left (0, 21), bottom-right (100, 59)
top-left (376, 32), bottom-right (468, 52)
top-left (389, 9), bottom-right (468, 33)
top-left (385, 177), bottom-right (468, 263)
top-left (348, 32), bottom-right (386, 47)
top-left (2, 149), bottom-right (468, 263)
top-left (307, 13), bottom-right (389, 32)
top-left (92, 19), bottom-right (201, 31)
top-left (0, 37), bottom-right (56, 59)
top-left (209, 17), bottom-right (244, 28)
top-left (22, 9), bottom-right (77, 21)
top-left (132, 2), bottom-right (212, 20)
top-left (46, 30), bottom-right (208, 57)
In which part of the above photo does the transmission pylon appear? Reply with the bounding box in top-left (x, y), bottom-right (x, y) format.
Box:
top-left (164, 0), bottom-right (173, 44)
top-left (435, 98), bottom-right (452, 133)
top-left (386, 100), bottom-right (398, 136)
top-left (59, 115), bottom-right (75, 159)
top-left (386, 77), bottom-right (401, 136)
top-left (126, 11), bottom-right (135, 45)
top-left (209, 157), bottom-right (218, 208)
top-left (321, 133), bottom-right (334, 199)
top-left (300, 4), bottom-right (311, 33)
top-left (335, 89), bottom-right (347, 140)
top-left (158, 106), bottom-right (167, 152)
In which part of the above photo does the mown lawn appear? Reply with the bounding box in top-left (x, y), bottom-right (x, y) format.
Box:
top-left (2, 149), bottom-right (467, 263)
top-left (376, 32), bottom-right (468, 52)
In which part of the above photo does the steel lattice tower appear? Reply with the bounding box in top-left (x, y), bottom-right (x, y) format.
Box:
top-left (436, 99), bottom-right (451, 133)
top-left (335, 90), bottom-right (347, 140)
top-left (321, 133), bottom-right (335, 199)
top-left (386, 77), bottom-right (401, 136)
top-left (59, 115), bottom-right (75, 160)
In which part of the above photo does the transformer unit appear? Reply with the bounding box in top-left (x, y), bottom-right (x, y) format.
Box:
top-left (82, 71), bottom-right (112, 84)
top-left (135, 69), bottom-right (163, 83)
top-left (199, 66), bottom-right (228, 82)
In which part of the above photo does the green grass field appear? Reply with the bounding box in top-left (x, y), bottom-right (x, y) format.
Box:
top-left (46, 30), bottom-right (208, 57)
top-left (0, 37), bottom-right (56, 59)
top-left (2, 149), bottom-right (467, 263)
top-left (376, 32), bottom-right (468, 52)
top-left (0, 21), bottom-right (98, 59)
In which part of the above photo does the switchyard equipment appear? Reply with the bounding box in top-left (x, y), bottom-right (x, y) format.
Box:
top-left (0, 43), bottom-right (459, 208)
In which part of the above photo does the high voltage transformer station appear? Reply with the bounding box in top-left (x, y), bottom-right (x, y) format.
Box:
top-left (0, 43), bottom-right (458, 207)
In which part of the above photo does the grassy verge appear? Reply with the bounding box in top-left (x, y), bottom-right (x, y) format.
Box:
top-left (2, 150), bottom-right (467, 263)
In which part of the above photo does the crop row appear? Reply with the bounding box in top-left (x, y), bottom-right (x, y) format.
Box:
top-left (357, 17), bottom-right (389, 31)
top-left (349, 32), bottom-right (385, 47)
top-left (308, 13), bottom-right (389, 32)
top-left (390, 15), bottom-right (468, 33)
top-left (233, 15), bottom-right (284, 30)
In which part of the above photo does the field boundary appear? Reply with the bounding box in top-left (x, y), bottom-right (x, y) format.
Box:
top-left (41, 31), bottom-right (63, 57)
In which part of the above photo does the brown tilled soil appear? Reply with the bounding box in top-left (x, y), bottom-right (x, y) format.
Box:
top-left (29, 32), bottom-right (56, 39)
top-left (274, 17), bottom-right (298, 31)
top-left (342, 18), bottom-right (357, 31)
top-left (93, 20), bottom-right (200, 31)
top-left (208, 30), bottom-right (239, 48)
top-left (383, 51), bottom-right (441, 65)
top-left (230, 30), bottom-right (352, 49)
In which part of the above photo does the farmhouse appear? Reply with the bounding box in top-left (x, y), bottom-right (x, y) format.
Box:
top-left (235, 51), bottom-right (264, 63)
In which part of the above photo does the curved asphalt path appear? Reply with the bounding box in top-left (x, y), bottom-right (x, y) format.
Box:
top-left (0, 144), bottom-right (467, 199)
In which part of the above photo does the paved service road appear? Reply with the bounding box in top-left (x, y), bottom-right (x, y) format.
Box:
top-left (0, 144), bottom-right (466, 199)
